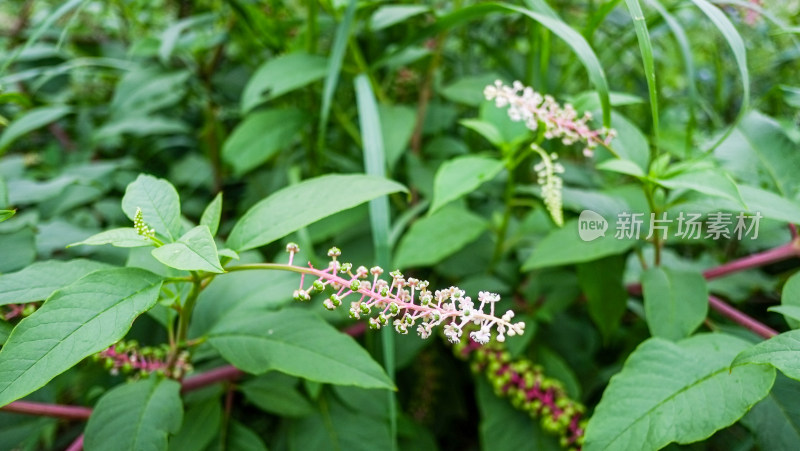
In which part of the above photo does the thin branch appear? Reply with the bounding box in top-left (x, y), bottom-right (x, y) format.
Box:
top-left (65, 434), bottom-right (84, 451)
top-left (180, 365), bottom-right (243, 393)
top-left (708, 295), bottom-right (778, 339)
top-left (0, 401), bottom-right (92, 420)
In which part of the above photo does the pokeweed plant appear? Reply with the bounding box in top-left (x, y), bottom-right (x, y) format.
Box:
top-left (0, 0), bottom-right (800, 450)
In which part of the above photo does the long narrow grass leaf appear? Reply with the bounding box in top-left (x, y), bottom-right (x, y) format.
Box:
top-left (690, 0), bottom-right (749, 152)
top-left (624, 0), bottom-right (659, 157)
top-left (354, 74), bottom-right (397, 451)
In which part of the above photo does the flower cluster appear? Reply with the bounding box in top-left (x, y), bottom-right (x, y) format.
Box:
top-left (532, 144), bottom-right (565, 226)
top-left (483, 80), bottom-right (615, 157)
top-left (133, 207), bottom-right (156, 240)
top-left (288, 244), bottom-right (525, 345)
top-left (456, 339), bottom-right (586, 450)
top-left (93, 341), bottom-right (191, 379)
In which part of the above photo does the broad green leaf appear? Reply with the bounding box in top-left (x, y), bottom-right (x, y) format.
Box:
top-left (94, 116), bottom-right (188, 140)
top-left (715, 111), bottom-right (800, 198)
top-left (7, 175), bottom-right (77, 205)
top-left (158, 13), bottom-right (216, 64)
top-left (606, 112), bottom-right (650, 172)
top-left (770, 306), bottom-right (800, 327)
top-left (742, 374), bottom-right (800, 451)
top-left (430, 155), bottom-right (504, 215)
top-left (0, 228), bottom-right (36, 273)
top-left (188, 269), bottom-right (296, 337)
top-left (241, 52), bottom-right (328, 113)
top-left (441, 73), bottom-right (502, 107)
top-left (288, 390), bottom-right (391, 451)
top-left (394, 206), bottom-right (486, 268)
top-left (379, 104), bottom-right (416, 170)
top-left (476, 378), bottom-right (560, 451)
top-left (68, 228), bottom-right (152, 248)
top-left (0, 259), bottom-right (112, 306)
top-left (121, 174), bottom-right (182, 242)
top-left (221, 108), bottom-right (305, 176)
top-left (169, 397), bottom-right (221, 451)
top-left (738, 185), bottom-right (800, 225)
top-left (227, 420), bottom-right (268, 451)
top-left (0, 210), bottom-right (12, 222)
top-left (207, 309), bottom-right (395, 390)
top-left (110, 69), bottom-right (191, 118)
top-left (369, 5), bottom-right (429, 31)
top-left (459, 119), bottom-right (504, 147)
top-left (596, 159), bottom-right (645, 178)
top-left (642, 268), bottom-right (708, 341)
top-left (656, 169), bottom-right (744, 206)
top-left (152, 225), bottom-right (224, 273)
top-left (732, 330), bottom-right (800, 381)
top-left (577, 255), bottom-right (628, 341)
top-left (200, 192), bottom-right (222, 237)
top-left (585, 334), bottom-right (775, 451)
top-left (84, 377), bottom-right (183, 451)
top-left (780, 272), bottom-right (800, 329)
top-left (239, 373), bottom-right (315, 417)
top-left (522, 219), bottom-right (636, 270)
top-left (227, 174), bottom-right (407, 252)
top-left (0, 105), bottom-right (72, 155)
top-left (0, 268), bottom-right (163, 407)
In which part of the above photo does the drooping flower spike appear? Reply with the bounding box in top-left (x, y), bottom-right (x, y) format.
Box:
top-left (287, 244), bottom-right (525, 345)
top-left (483, 80), bottom-right (615, 157)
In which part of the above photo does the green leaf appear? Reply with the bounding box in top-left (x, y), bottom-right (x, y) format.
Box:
top-left (84, 377), bottom-right (183, 451)
top-left (642, 268), bottom-right (708, 341)
top-left (121, 174), bottom-right (182, 242)
top-left (779, 272), bottom-right (800, 329)
top-left (738, 185), bottom-right (800, 225)
top-left (169, 397), bottom-right (221, 451)
top-left (585, 334), bottom-right (775, 451)
top-left (369, 5), bottom-right (429, 31)
top-left (577, 255), bottom-right (628, 341)
top-left (200, 192), bottom-right (222, 237)
top-left (732, 330), bottom-right (800, 382)
top-left (770, 306), bottom-right (800, 327)
top-left (379, 104), bottom-right (416, 170)
top-left (606, 112), bottom-right (649, 172)
top-left (0, 210), bottom-right (13, 222)
top-left (742, 374), bottom-right (800, 451)
top-left (430, 155), bottom-right (504, 215)
top-left (227, 420), bottom-right (268, 451)
top-left (476, 377), bottom-right (560, 451)
top-left (0, 105), bottom-right (72, 155)
top-left (239, 373), bottom-right (315, 417)
top-left (441, 73), bottom-right (502, 107)
top-left (522, 219), bottom-right (636, 270)
top-left (459, 119), bottom-right (504, 147)
top-left (596, 159), bottom-right (645, 178)
top-left (0, 228), bottom-right (35, 273)
top-left (241, 52), bottom-right (328, 114)
top-left (207, 309), bottom-right (395, 390)
top-left (394, 206), bottom-right (486, 268)
top-left (656, 168), bottom-right (744, 206)
top-left (0, 259), bottom-right (112, 306)
top-left (227, 174), bottom-right (407, 252)
top-left (110, 69), bottom-right (191, 118)
top-left (152, 225), bottom-right (224, 273)
top-left (221, 108), bottom-right (305, 176)
top-left (68, 228), bottom-right (152, 248)
top-left (0, 268), bottom-right (163, 407)
top-left (715, 111), bottom-right (800, 198)
top-left (623, 0), bottom-right (659, 151)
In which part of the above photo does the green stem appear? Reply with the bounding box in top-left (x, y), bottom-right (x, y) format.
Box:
top-left (642, 184), bottom-right (661, 266)
top-left (175, 273), bottom-right (203, 347)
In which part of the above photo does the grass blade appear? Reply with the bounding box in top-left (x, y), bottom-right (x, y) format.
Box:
top-left (354, 74), bottom-right (397, 451)
top-left (624, 0), bottom-right (659, 158)
top-left (690, 0), bottom-right (749, 152)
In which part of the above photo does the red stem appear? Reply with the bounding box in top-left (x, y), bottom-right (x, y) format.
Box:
top-left (65, 434), bottom-right (84, 451)
top-left (708, 295), bottom-right (778, 339)
top-left (180, 365), bottom-right (243, 393)
top-left (0, 401), bottom-right (92, 420)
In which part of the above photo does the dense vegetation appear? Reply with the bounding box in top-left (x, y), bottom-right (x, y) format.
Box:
top-left (0, 0), bottom-right (799, 450)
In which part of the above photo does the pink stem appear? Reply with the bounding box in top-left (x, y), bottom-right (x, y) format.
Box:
top-left (708, 295), bottom-right (778, 339)
top-left (702, 241), bottom-right (799, 279)
top-left (180, 365), bottom-right (243, 393)
top-left (65, 434), bottom-right (84, 451)
top-left (0, 401), bottom-right (92, 419)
